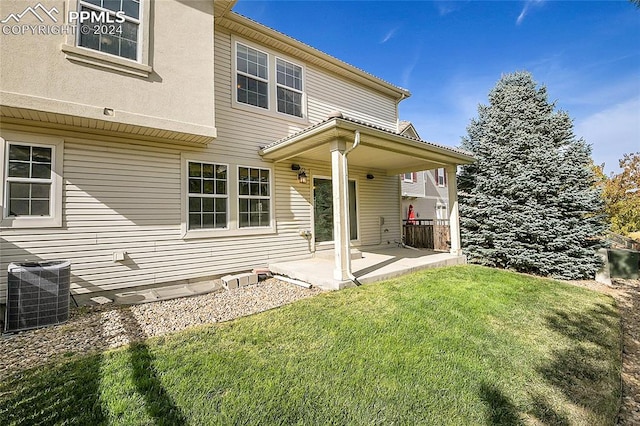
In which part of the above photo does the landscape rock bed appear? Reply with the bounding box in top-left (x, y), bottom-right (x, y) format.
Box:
top-left (0, 278), bottom-right (322, 381)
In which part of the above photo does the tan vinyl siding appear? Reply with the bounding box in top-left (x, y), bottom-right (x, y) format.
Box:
top-left (0, 27), bottom-right (403, 301)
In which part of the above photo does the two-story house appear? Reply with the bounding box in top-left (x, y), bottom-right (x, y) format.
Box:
top-left (0, 0), bottom-right (473, 302)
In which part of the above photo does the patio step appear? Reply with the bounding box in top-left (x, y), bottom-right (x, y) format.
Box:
top-left (314, 248), bottom-right (362, 260)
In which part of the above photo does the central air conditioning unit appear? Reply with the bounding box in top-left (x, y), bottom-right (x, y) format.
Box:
top-left (4, 260), bottom-right (71, 333)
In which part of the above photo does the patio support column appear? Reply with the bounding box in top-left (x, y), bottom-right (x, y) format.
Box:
top-left (446, 165), bottom-right (462, 256)
top-left (331, 140), bottom-right (352, 284)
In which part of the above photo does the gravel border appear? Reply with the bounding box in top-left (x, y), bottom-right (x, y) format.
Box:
top-left (0, 278), bottom-right (322, 381)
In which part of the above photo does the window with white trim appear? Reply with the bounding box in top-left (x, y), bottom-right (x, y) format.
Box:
top-left (436, 168), bottom-right (447, 187)
top-left (238, 166), bottom-right (270, 228)
top-left (436, 203), bottom-right (448, 220)
top-left (78, 0), bottom-right (141, 61)
top-left (276, 58), bottom-right (303, 117)
top-left (403, 172), bottom-right (416, 183)
top-left (234, 41), bottom-right (306, 119)
top-left (5, 144), bottom-right (53, 217)
top-left (236, 44), bottom-right (269, 109)
top-left (188, 162), bottom-right (228, 230)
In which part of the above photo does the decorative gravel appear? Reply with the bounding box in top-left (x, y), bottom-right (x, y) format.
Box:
top-left (0, 279), bottom-right (322, 381)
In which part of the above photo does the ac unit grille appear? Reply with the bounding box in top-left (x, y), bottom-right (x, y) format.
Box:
top-left (5, 261), bottom-right (71, 333)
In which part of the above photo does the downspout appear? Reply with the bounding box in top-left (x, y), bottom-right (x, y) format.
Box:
top-left (342, 130), bottom-right (361, 284)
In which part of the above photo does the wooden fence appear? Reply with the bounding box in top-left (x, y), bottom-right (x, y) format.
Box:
top-left (403, 219), bottom-right (450, 251)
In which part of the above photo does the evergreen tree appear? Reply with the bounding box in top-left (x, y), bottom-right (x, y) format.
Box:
top-left (458, 72), bottom-right (606, 279)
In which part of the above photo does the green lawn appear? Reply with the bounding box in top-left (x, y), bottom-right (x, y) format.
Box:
top-left (0, 265), bottom-right (621, 425)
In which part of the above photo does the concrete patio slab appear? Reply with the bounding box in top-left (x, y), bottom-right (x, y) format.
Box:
top-left (269, 247), bottom-right (466, 290)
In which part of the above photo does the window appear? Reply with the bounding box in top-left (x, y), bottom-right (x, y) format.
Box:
top-left (276, 58), bottom-right (303, 117)
top-left (236, 44), bottom-right (269, 109)
top-left (436, 168), bottom-right (447, 187)
top-left (6, 144), bottom-right (52, 217)
top-left (234, 40), bottom-right (306, 119)
top-left (188, 162), bottom-right (227, 230)
top-left (403, 172), bottom-right (417, 183)
top-left (78, 0), bottom-right (141, 61)
top-left (238, 166), bottom-right (270, 228)
top-left (1, 134), bottom-right (63, 228)
top-left (436, 203), bottom-right (448, 220)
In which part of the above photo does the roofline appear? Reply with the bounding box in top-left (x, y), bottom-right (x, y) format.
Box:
top-left (259, 117), bottom-right (475, 164)
top-left (217, 12), bottom-right (412, 101)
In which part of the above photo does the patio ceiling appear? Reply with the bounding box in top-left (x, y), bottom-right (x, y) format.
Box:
top-left (259, 115), bottom-right (475, 175)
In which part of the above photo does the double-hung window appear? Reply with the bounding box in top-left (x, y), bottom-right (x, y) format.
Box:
top-left (236, 44), bottom-right (269, 109)
top-left (188, 162), bottom-right (228, 230)
top-left (78, 0), bottom-right (141, 61)
top-left (6, 144), bottom-right (53, 217)
top-left (235, 41), bottom-right (305, 118)
top-left (238, 167), bottom-right (270, 228)
top-left (436, 168), bottom-right (447, 187)
top-left (276, 58), bottom-right (303, 117)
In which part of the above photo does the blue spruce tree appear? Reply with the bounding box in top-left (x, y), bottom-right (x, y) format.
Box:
top-left (458, 72), bottom-right (606, 279)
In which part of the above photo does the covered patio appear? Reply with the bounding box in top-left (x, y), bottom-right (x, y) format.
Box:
top-left (269, 247), bottom-right (466, 290)
top-left (260, 113), bottom-right (475, 290)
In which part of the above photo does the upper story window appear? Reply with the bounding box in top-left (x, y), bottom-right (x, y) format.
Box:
top-left (276, 58), bottom-right (303, 117)
top-left (436, 168), bottom-right (447, 187)
top-left (403, 172), bottom-right (416, 183)
top-left (234, 41), bottom-right (306, 119)
top-left (78, 0), bottom-right (141, 61)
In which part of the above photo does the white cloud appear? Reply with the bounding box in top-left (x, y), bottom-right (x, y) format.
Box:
top-left (381, 27), bottom-right (398, 44)
top-left (575, 97), bottom-right (640, 174)
top-left (517, 0), bottom-right (546, 25)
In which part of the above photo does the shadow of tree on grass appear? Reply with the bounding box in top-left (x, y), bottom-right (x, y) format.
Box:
top-left (0, 354), bottom-right (107, 425)
top-left (537, 301), bottom-right (621, 422)
top-left (479, 382), bottom-right (523, 425)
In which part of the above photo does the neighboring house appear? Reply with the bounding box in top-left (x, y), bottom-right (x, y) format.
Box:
top-left (0, 0), bottom-right (473, 298)
top-left (398, 121), bottom-right (450, 223)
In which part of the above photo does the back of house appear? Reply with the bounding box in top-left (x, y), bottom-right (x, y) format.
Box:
top-left (0, 0), bottom-right (472, 300)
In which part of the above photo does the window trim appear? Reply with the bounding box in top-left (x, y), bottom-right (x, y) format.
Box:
top-left (236, 43), bottom-right (270, 110)
top-left (436, 168), bottom-right (447, 187)
top-left (180, 154), bottom-right (276, 239)
top-left (0, 132), bottom-right (64, 229)
top-left (237, 165), bottom-right (274, 230)
top-left (62, 0), bottom-right (152, 78)
top-left (275, 56), bottom-right (304, 118)
top-left (232, 37), bottom-right (308, 123)
top-left (403, 172), bottom-right (416, 183)
top-left (186, 160), bottom-right (229, 232)
top-left (76, 0), bottom-right (142, 62)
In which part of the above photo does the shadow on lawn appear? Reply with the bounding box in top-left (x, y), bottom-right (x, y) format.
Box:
top-left (536, 301), bottom-right (620, 421)
top-left (479, 382), bottom-right (523, 425)
top-left (119, 309), bottom-right (187, 425)
top-left (0, 307), bottom-right (186, 425)
top-left (0, 354), bottom-right (107, 425)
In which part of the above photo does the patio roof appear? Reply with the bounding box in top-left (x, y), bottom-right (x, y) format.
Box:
top-left (258, 114), bottom-right (475, 174)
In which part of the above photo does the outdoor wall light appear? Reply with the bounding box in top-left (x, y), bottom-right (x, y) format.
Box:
top-left (292, 164), bottom-right (307, 184)
top-left (366, 174), bottom-right (375, 180)
top-left (297, 169), bottom-right (308, 184)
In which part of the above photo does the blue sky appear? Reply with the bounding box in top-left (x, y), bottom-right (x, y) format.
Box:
top-left (234, 0), bottom-right (640, 174)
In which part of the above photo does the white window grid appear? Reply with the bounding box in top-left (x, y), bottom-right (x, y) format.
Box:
top-left (187, 161), bottom-right (228, 230)
top-left (5, 143), bottom-right (54, 218)
top-left (236, 43), bottom-right (269, 109)
top-left (276, 57), bottom-right (303, 117)
top-left (77, 0), bottom-right (142, 61)
top-left (237, 166), bottom-right (271, 228)
top-left (436, 168), bottom-right (446, 187)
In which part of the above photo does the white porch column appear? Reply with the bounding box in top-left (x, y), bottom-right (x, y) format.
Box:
top-left (331, 140), bottom-right (351, 283)
top-left (446, 165), bottom-right (462, 256)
